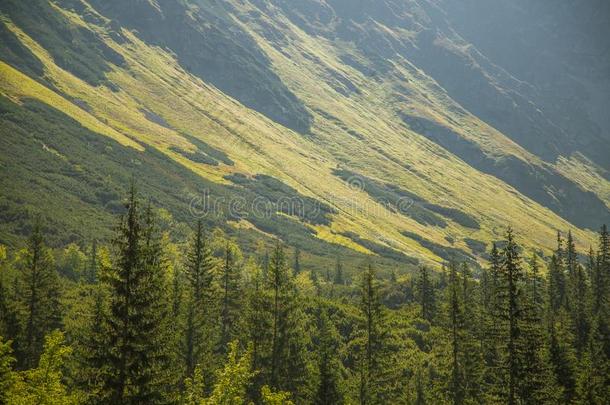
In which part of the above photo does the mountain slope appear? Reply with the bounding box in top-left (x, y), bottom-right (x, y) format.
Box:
top-left (0, 0), bottom-right (608, 271)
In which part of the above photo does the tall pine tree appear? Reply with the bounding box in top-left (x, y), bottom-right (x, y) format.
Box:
top-left (100, 187), bottom-right (173, 404)
top-left (357, 263), bottom-right (390, 404)
top-left (16, 219), bottom-right (62, 369)
top-left (219, 241), bottom-right (242, 353)
top-left (314, 310), bottom-right (344, 405)
top-left (418, 266), bottom-right (435, 323)
top-left (183, 220), bottom-right (216, 381)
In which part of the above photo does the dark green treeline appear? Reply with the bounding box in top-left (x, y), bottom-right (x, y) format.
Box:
top-left (0, 189), bottom-right (608, 404)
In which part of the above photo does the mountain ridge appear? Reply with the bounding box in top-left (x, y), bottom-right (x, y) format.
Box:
top-left (1, 0), bottom-right (608, 272)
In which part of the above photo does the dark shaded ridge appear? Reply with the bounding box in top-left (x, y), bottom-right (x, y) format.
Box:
top-left (0, 0), bottom-right (125, 87)
top-left (339, 231), bottom-right (419, 265)
top-left (0, 21), bottom-right (44, 79)
top-left (401, 114), bottom-right (610, 230)
top-left (180, 133), bottom-right (234, 166)
top-left (401, 231), bottom-right (477, 267)
top-left (333, 169), bottom-right (480, 229)
top-left (224, 173), bottom-right (334, 226)
top-left (86, 0), bottom-right (312, 134)
top-left (464, 238), bottom-right (487, 256)
top-left (169, 146), bottom-right (219, 166)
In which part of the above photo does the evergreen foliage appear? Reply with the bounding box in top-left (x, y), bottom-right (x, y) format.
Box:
top-left (0, 187), bottom-right (607, 404)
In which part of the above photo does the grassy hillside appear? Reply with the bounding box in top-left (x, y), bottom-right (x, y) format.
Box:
top-left (0, 0), bottom-right (608, 272)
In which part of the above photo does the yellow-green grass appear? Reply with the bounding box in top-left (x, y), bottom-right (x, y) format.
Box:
top-left (1, 3), bottom-right (604, 267)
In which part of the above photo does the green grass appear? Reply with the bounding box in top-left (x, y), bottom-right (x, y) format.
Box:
top-left (0, 0), bottom-right (606, 272)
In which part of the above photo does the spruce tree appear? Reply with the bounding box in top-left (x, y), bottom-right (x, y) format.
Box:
top-left (572, 264), bottom-right (590, 357)
top-left (576, 316), bottom-right (609, 403)
top-left (16, 219), bottom-right (62, 369)
top-left (357, 263), bottom-right (389, 404)
top-left (499, 227), bottom-right (523, 405)
top-left (548, 317), bottom-right (577, 403)
top-left (442, 262), bottom-right (483, 404)
top-left (418, 266), bottom-right (435, 323)
top-left (548, 254), bottom-right (566, 314)
top-left (78, 285), bottom-right (109, 402)
top-left (447, 262), bottom-right (464, 405)
top-left (592, 225), bottom-right (609, 377)
top-left (528, 252), bottom-right (544, 316)
top-left (593, 225), bottom-right (608, 314)
top-left (459, 263), bottom-right (483, 402)
top-left (566, 230), bottom-right (577, 276)
top-left (519, 254), bottom-right (558, 404)
top-left (293, 247), bottom-right (301, 276)
top-left (219, 241), bottom-right (242, 353)
top-left (587, 247), bottom-right (596, 277)
top-left (101, 187), bottom-right (173, 404)
top-left (183, 220), bottom-right (215, 380)
top-left (551, 232), bottom-right (568, 311)
top-left (481, 243), bottom-right (505, 402)
top-left (87, 239), bottom-right (98, 284)
top-left (314, 311), bottom-right (344, 405)
top-left (245, 260), bottom-right (272, 402)
top-left (334, 258), bottom-right (344, 286)
top-left (0, 275), bottom-right (19, 355)
top-left (268, 242), bottom-right (311, 401)
top-left (0, 336), bottom-right (16, 403)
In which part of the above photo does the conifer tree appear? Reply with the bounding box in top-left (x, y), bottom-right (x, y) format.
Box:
top-left (593, 225), bottom-right (608, 314)
top-left (565, 231), bottom-right (578, 315)
top-left (171, 266), bottom-right (183, 320)
top-left (219, 241), bottom-right (242, 352)
top-left (244, 259), bottom-right (272, 402)
top-left (418, 266), bottom-right (435, 323)
top-left (586, 246), bottom-right (595, 279)
top-left (548, 317), bottom-right (577, 403)
top-left (86, 239), bottom-right (98, 284)
top-left (519, 254), bottom-right (558, 404)
top-left (566, 230), bottom-right (577, 276)
top-left (447, 262), bottom-right (465, 405)
top-left (415, 371), bottom-right (427, 405)
top-left (0, 275), bottom-right (19, 354)
top-left (576, 317), bottom-right (609, 403)
top-left (528, 252), bottom-right (544, 315)
top-left (78, 285), bottom-right (109, 402)
top-left (16, 219), bottom-right (62, 369)
top-left (592, 225), bottom-right (609, 373)
top-left (499, 227), bottom-right (523, 405)
top-left (441, 262), bottom-right (483, 404)
top-left (551, 232), bottom-right (568, 311)
top-left (268, 242), bottom-right (311, 401)
top-left (183, 220), bottom-right (215, 380)
top-left (100, 187), bottom-right (173, 404)
top-left (572, 264), bottom-right (590, 357)
top-left (0, 336), bottom-right (16, 404)
top-left (293, 247), bottom-right (301, 276)
top-left (459, 263), bottom-right (483, 402)
top-left (314, 311), bottom-right (344, 405)
top-left (548, 254), bottom-right (566, 314)
top-left (334, 258), bottom-right (344, 286)
top-left (357, 263), bottom-right (389, 404)
top-left (481, 243), bottom-right (504, 402)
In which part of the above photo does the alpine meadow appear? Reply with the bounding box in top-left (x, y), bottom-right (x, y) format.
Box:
top-left (0, 0), bottom-right (609, 404)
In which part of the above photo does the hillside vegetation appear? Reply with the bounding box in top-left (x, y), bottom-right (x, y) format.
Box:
top-left (1, 0), bottom-right (609, 271)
